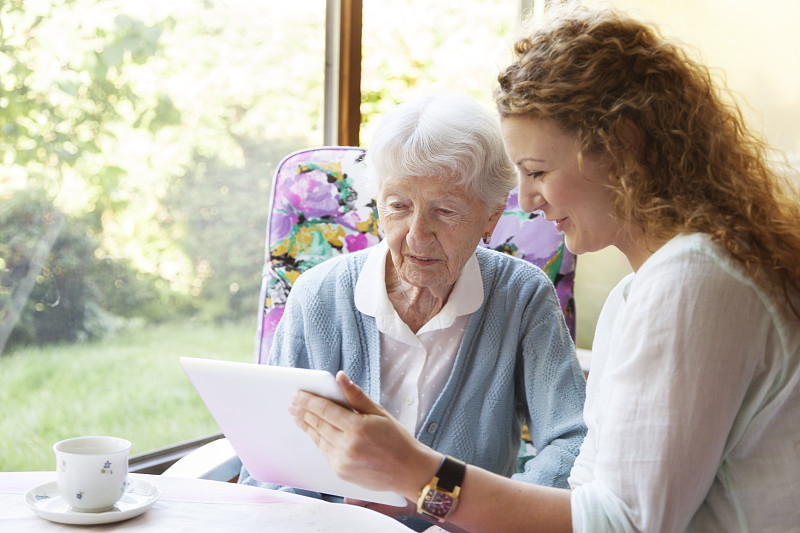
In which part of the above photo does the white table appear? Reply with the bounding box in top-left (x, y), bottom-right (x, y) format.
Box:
top-left (1, 472), bottom-right (415, 532)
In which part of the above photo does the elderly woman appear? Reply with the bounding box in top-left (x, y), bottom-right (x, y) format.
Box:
top-left (241, 94), bottom-right (587, 530)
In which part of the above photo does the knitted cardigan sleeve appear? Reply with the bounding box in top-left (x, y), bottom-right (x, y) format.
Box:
top-left (239, 251), bottom-right (378, 496)
top-left (268, 250), bottom-right (380, 395)
top-left (410, 248), bottom-right (586, 489)
top-left (510, 263), bottom-right (587, 487)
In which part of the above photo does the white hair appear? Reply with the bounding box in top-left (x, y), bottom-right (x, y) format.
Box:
top-left (366, 94), bottom-right (518, 211)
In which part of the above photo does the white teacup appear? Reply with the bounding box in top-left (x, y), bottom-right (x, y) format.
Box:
top-left (54, 436), bottom-right (131, 512)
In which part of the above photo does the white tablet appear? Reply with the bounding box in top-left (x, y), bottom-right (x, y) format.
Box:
top-left (179, 357), bottom-right (406, 506)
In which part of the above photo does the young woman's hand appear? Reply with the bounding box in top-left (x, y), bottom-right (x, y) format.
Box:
top-left (289, 370), bottom-right (441, 500)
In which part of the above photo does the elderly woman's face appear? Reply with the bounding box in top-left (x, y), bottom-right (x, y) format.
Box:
top-left (377, 175), bottom-right (500, 292)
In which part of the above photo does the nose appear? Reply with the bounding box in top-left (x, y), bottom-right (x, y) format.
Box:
top-left (518, 179), bottom-right (545, 214)
top-left (406, 210), bottom-right (435, 250)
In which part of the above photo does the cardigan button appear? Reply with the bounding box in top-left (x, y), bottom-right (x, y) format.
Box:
top-left (426, 422), bottom-right (438, 433)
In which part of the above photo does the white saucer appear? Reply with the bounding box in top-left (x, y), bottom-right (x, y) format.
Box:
top-left (25, 478), bottom-right (160, 525)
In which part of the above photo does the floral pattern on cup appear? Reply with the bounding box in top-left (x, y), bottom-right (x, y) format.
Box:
top-left (53, 436), bottom-right (131, 513)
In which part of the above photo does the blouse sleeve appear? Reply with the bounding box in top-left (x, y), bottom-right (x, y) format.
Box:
top-left (571, 246), bottom-right (770, 533)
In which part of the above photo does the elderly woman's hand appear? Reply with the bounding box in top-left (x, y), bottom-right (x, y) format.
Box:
top-left (289, 370), bottom-right (441, 500)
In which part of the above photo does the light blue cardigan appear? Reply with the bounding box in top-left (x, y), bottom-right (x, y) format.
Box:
top-left (241, 246), bottom-right (586, 496)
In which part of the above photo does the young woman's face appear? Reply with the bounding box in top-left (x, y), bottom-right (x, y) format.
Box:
top-left (501, 116), bottom-right (631, 258)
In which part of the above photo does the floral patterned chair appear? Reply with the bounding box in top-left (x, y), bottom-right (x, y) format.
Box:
top-left (255, 146), bottom-right (576, 363)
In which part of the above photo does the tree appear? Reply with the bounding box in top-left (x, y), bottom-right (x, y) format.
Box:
top-left (0, 0), bottom-right (177, 350)
top-left (0, 1), bottom-right (327, 349)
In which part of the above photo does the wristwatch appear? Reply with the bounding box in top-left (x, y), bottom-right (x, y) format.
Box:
top-left (417, 455), bottom-right (466, 523)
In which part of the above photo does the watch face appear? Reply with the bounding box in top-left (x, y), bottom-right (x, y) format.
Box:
top-left (422, 489), bottom-right (454, 518)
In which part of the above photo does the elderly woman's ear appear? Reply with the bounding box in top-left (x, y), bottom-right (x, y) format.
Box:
top-left (484, 197), bottom-right (508, 236)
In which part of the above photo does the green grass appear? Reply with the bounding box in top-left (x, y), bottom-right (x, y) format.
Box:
top-left (0, 319), bottom-right (256, 471)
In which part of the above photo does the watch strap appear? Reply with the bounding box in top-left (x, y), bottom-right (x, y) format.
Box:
top-left (434, 455), bottom-right (466, 492)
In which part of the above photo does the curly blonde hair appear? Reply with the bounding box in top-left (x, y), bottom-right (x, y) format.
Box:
top-left (495, 4), bottom-right (800, 320)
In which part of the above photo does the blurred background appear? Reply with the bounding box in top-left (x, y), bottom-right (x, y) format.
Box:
top-left (2, 0), bottom-right (797, 470)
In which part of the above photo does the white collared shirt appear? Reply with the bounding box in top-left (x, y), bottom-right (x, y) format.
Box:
top-left (354, 241), bottom-right (483, 434)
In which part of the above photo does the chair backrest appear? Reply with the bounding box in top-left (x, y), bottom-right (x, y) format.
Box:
top-left (254, 146), bottom-right (575, 363)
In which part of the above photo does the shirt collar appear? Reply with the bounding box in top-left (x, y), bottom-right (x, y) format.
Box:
top-left (354, 241), bottom-right (484, 332)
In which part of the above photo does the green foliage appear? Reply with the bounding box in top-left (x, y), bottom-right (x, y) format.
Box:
top-left (0, 0), bottom-right (174, 201)
top-left (94, 259), bottom-right (192, 323)
top-left (359, 0), bottom-right (518, 140)
top-left (0, 1), bottom-right (191, 350)
top-left (162, 136), bottom-right (305, 323)
top-left (0, 189), bottom-right (189, 351)
top-left (1, 0), bottom-right (522, 351)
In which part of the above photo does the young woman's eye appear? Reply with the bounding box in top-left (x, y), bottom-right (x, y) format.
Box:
top-left (528, 170), bottom-right (545, 180)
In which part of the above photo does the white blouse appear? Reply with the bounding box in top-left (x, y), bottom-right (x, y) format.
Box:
top-left (569, 233), bottom-right (800, 532)
top-left (354, 241), bottom-right (483, 434)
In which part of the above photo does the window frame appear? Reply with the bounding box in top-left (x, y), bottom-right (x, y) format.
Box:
top-left (129, 0), bottom-right (365, 473)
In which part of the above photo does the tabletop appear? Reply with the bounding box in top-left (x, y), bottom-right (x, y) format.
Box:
top-left (1, 471), bottom-right (416, 532)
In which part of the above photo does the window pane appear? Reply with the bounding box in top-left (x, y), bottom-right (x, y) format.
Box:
top-left (0, 0), bottom-right (325, 470)
top-left (361, 0), bottom-right (520, 141)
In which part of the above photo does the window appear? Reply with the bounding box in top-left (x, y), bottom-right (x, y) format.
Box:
top-left (1, 0), bottom-right (327, 471)
top-left (360, 0), bottom-right (520, 140)
top-left (1, 0), bottom-right (522, 472)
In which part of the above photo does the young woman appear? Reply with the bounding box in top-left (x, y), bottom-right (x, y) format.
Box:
top-left (289, 5), bottom-right (800, 532)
